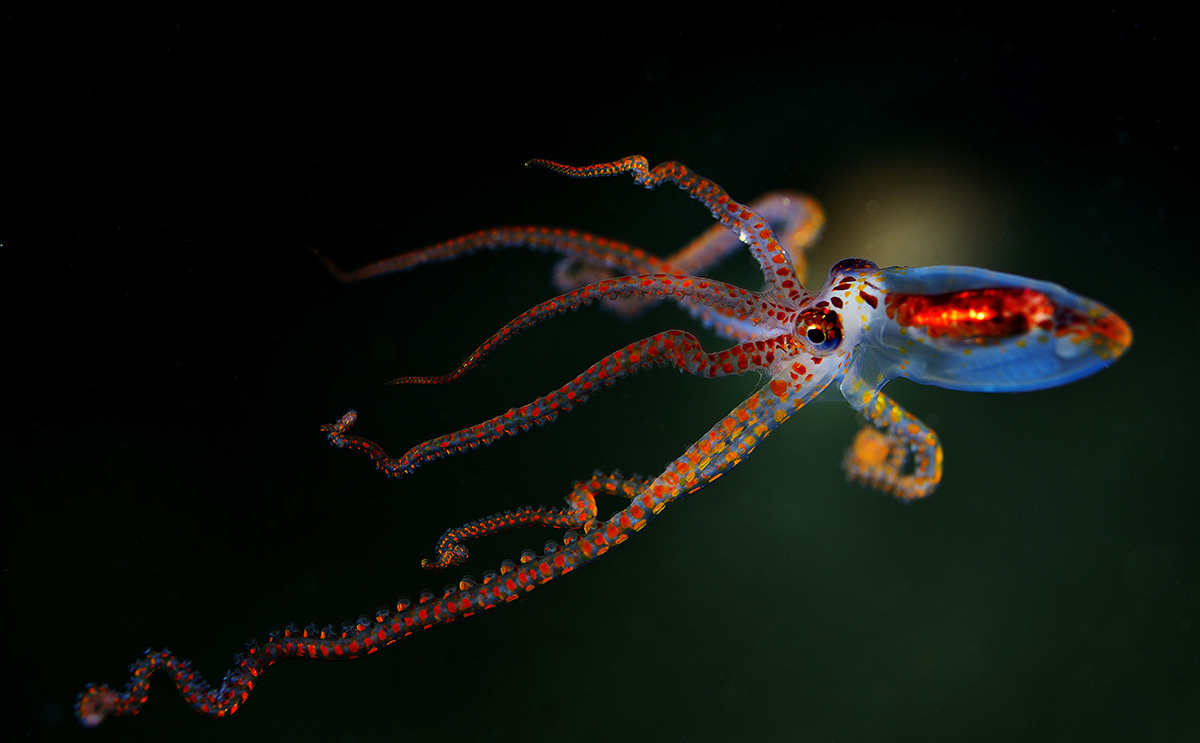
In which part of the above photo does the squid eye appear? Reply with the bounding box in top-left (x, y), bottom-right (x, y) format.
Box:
top-left (796, 307), bottom-right (843, 353)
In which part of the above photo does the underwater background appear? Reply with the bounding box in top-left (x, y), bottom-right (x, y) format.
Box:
top-left (5, 7), bottom-right (1195, 741)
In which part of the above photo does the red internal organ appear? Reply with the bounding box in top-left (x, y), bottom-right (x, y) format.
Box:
top-left (887, 288), bottom-right (1055, 340)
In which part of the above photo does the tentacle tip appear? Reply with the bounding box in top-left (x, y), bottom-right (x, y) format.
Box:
top-left (306, 245), bottom-right (357, 284)
top-left (321, 410), bottom-right (358, 433)
top-left (76, 685), bottom-right (119, 728)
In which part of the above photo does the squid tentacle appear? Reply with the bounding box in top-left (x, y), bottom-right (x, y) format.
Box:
top-left (325, 330), bottom-right (799, 480)
top-left (551, 190), bottom-right (825, 330)
top-left (77, 374), bottom-right (827, 727)
top-left (842, 391), bottom-right (943, 500)
top-left (314, 225), bottom-right (668, 285)
top-left (315, 193), bottom-right (821, 341)
top-left (662, 191), bottom-right (825, 283)
top-left (421, 472), bottom-right (649, 570)
top-left (527, 156), bottom-right (809, 306)
top-left (387, 272), bottom-right (792, 387)
top-left (315, 170), bottom-right (821, 347)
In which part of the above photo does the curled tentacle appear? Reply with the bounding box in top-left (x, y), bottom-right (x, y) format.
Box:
top-left (421, 472), bottom-right (650, 570)
top-left (842, 391), bottom-right (943, 500)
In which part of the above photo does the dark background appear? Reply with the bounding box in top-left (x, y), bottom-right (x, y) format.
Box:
top-left (4, 6), bottom-right (1195, 742)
